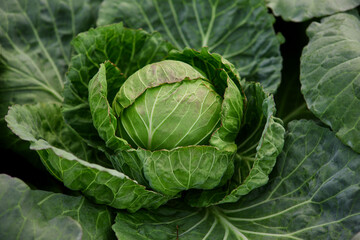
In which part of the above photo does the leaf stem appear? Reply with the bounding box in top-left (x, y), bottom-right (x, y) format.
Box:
top-left (202, 0), bottom-right (218, 46)
top-left (282, 103), bottom-right (308, 124)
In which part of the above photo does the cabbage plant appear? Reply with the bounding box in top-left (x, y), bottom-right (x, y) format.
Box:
top-left (52, 22), bottom-right (283, 210)
top-left (1, 0), bottom-right (360, 239)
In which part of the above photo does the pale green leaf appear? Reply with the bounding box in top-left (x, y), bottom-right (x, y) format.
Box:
top-left (112, 60), bottom-right (205, 115)
top-left (138, 146), bottom-right (234, 196)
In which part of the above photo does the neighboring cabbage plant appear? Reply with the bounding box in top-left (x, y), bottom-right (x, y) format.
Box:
top-left (6, 23), bottom-right (285, 211)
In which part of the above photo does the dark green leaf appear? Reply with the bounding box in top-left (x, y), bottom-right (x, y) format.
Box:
top-left (267, 0), bottom-right (360, 22)
top-left (0, 0), bottom-right (100, 147)
top-left (97, 0), bottom-right (282, 93)
top-left (0, 174), bottom-right (115, 240)
top-left (301, 12), bottom-right (360, 153)
top-left (113, 120), bottom-right (360, 239)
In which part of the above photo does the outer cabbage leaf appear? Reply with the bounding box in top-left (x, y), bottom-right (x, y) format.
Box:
top-left (97, 0), bottom-right (282, 93)
top-left (5, 101), bottom-right (110, 167)
top-left (0, 174), bottom-right (115, 240)
top-left (185, 82), bottom-right (285, 207)
top-left (0, 0), bottom-right (101, 148)
top-left (112, 120), bottom-right (360, 239)
top-left (267, 0), bottom-right (360, 22)
top-left (88, 62), bottom-right (131, 152)
top-left (5, 103), bottom-right (171, 212)
top-left (137, 146), bottom-right (234, 196)
top-left (88, 61), bottom-right (148, 186)
top-left (301, 12), bottom-right (360, 153)
top-left (63, 22), bottom-right (174, 146)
